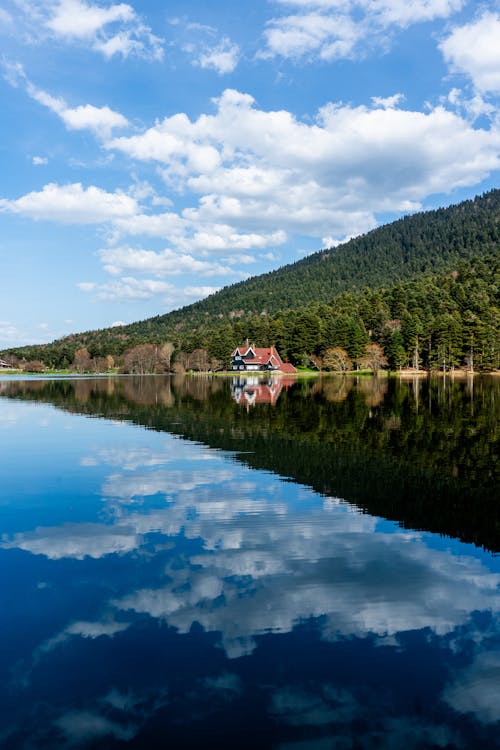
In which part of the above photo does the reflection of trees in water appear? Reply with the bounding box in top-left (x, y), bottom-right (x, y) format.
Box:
top-left (121, 376), bottom-right (175, 407)
top-left (322, 376), bottom-right (353, 403)
top-left (178, 376), bottom-right (224, 401)
top-left (2, 374), bottom-right (498, 550)
top-left (356, 376), bottom-right (388, 407)
top-left (74, 379), bottom-right (93, 403)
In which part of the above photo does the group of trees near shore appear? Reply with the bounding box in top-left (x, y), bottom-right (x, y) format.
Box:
top-left (1, 190), bottom-right (499, 373)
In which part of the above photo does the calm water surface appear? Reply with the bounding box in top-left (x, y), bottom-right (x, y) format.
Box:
top-left (0, 375), bottom-right (499, 749)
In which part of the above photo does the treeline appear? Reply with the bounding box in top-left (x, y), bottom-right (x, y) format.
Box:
top-left (3, 249), bottom-right (499, 373)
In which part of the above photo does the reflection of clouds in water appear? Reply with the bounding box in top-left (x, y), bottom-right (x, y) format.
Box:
top-left (81, 440), bottom-right (217, 470)
top-left (114, 501), bottom-right (500, 657)
top-left (271, 685), bottom-right (459, 749)
top-left (53, 685), bottom-right (170, 747)
top-left (55, 710), bottom-right (135, 744)
top-left (0, 399), bottom-right (52, 428)
top-left (204, 672), bottom-right (243, 699)
top-left (102, 468), bottom-right (236, 501)
top-left (1, 523), bottom-right (140, 560)
top-left (444, 650), bottom-right (500, 724)
top-left (3, 437), bottom-right (500, 662)
top-left (271, 685), bottom-right (349, 726)
top-left (13, 616), bottom-right (129, 691)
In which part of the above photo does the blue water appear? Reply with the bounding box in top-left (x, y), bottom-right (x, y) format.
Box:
top-left (0, 378), bottom-right (499, 749)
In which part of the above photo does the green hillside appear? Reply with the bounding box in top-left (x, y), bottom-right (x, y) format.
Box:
top-left (2, 189), bottom-right (499, 371)
top-left (178, 188), bottom-right (500, 318)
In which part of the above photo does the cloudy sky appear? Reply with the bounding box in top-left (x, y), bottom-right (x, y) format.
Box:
top-left (1, 0), bottom-right (499, 346)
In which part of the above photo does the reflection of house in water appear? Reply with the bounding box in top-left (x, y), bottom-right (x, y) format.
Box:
top-left (231, 376), bottom-right (296, 407)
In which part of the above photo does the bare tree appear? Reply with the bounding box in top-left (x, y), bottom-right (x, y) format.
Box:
top-left (188, 348), bottom-right (209, 372)
top-left (308, 354), bottom-right (323, 371)
top-left (209, 356), bottom-right (224, 372)
top-left (358, 343), bottom-right (388, 373)
top-left (21, 360), bottom-right (45, 372)
top-left (157, 342), bottom-right (174, 373)
top-left (73, 347), bottom-right (92, 373)
top-left (122, 344), bottom-right (158, 374)
top-left (173, 351), bottom-right (188, 374)
top-left (323, 347), bottom-right (352, 372)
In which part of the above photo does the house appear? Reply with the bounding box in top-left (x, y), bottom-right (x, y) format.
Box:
top-left (0, 359), bottom-right (13, 369)
top-left (230, 345), bottom-right (296, 373)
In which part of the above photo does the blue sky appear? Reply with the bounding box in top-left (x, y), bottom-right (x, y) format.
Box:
top-left (0, 0), bottom-right (499, 347)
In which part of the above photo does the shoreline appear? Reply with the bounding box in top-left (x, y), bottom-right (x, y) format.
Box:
top-left (1, 369), bottom-right (498, 379)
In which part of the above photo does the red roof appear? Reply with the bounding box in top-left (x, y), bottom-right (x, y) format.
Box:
top-left (279, 362), bottom-right (297, 374)
top-left (231, 345), bottom-right (296, 372)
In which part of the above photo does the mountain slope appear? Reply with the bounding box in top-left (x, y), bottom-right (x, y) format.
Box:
top-left (176, 188), bottom-right (499, 320)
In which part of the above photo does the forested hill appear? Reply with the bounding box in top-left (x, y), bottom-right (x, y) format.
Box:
top-left (1, 188), bottom-right (499, 371)
top-left (174, 188), bottom-right (500, 320)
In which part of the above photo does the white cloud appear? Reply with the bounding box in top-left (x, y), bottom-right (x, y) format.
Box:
top-left (440, 12), bottom-right (500, 94)
top-left (263, 11), bottom-right (360, 61)
top-left (197, 38), bottom-right (240, 74)
top-left (98, 246), bottom-right (242, 277)
top-left (444, 88), bottom-right (496, 123)
top-left (93, 28), bottom-right (161, 60)
top-left (371, 92), bottom-right (405, 108)
top-left (26, 80), bottom-right (128, 136)
top-left (263, 0), bottom-right (464, 61)
top-left (108, 121), bottom-right (222, 174)
top-left (44, 0), bottom-right (163, 60)
top-left (78, 276), bottom-right (215, 307)
top-left (0, 183), bottom-right (138, 223)
top-left (46, 0), bottom-right (135, 39)
top-left (108, 88), bottom-right (498, 241)
top-left (370, 0), bottom-right (464, 27)
top-left (177, 226), bottom-right (287, 254)
top-left (111, 211), bottom-right (185, 239)
top-left (2, 62), bottom-right (129, 136)
top-left (78, 277), bottom-right (173, 301)
top-left (60, 103), bottom-right (129, 135)
top-left (175, 18), bottom-right (240, 74)
top-left (183, 285), bottom-right (220, 300)
top-left (3, 89), bottom-right (499, 254)
top-left (32, 155), bottom-right (48, 165)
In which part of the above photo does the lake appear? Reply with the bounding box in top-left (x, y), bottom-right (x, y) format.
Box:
top-left (0, 374), bottom-right (499, 749)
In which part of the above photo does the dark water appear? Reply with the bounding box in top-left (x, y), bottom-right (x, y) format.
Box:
top-left (0, 375), bottom-right (499, 749)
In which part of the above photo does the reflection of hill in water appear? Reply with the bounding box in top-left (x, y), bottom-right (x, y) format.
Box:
top-left (1, 375), bottom-right (499, 552)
